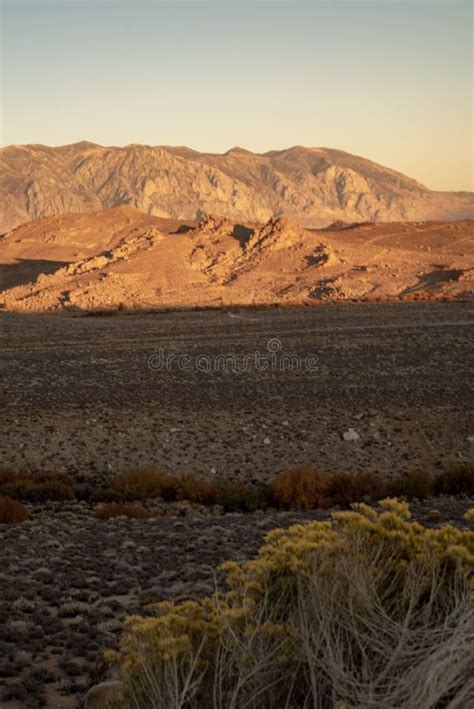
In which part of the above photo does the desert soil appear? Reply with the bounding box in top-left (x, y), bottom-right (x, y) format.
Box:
top-left (0, 302), bottom-right (473, 482)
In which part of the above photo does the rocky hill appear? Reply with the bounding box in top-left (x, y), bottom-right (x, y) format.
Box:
top-left (0, 206), bottom-right (472, 311)
top-left (0, 142), bottom-right (472, 234)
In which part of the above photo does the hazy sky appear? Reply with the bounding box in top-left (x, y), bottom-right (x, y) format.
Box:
top-left (1, 0), bottom-right (472, 190)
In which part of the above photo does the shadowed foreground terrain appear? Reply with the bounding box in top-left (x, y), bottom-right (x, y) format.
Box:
top-left (1, 499), bottom-right (472, 708)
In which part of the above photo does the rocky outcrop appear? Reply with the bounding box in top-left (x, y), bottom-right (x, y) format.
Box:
top-left (246, 217), bottom-right (305, 252)
top-left (0, 207), bottom-right (472, 312)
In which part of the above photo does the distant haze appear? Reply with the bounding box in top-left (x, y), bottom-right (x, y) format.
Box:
top-left (1, 0), bottom-right (472, 191)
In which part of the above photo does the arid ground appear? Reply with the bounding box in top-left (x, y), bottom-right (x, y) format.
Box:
top-left (1, 498), bottom-right (472, 709)
top-left (1, 302), bottom-right (473, 482)
top-left (1, 301), bottom-right (473, 707)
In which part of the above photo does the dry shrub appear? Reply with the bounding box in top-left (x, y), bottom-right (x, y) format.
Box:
top-left (328, 470), bottom-right (443, 507)
top-left (95, 503), bottom-right (150, 520)
top-left (326, 473), bottom-right (360, 506)
top-left (436, 464), bottom-right (474, 496)
top-left (354, 471), bottom-right (388, 500)
top-left (72, 482), bottom-right (94, 501)
top-left (270, 468), bottom-right (330, 509)
top-left (114, 468), bottom-right (175, 501)
top-left (0, 470), bottom-right (74, 502)
top-left (318, 472), bottom-right (388, 508)
top-left (176, 474), bottom-right (218, 505)
top-left (0, 469), bottom-right (23, 485)
top-left (389, 470), bottom-right (435, 499)
top-left (114, 469), bottom-right (221, 504)
top-left (0, 496), bottom-right (28, 524)
top-left (215, 483), bottom-right (269, 513)
top-left (270, 470), bottom-right (393, 510)
top-left (90, 486), bottom-right (135, 504)
top-left (116, 500), bottom-right (474, 709)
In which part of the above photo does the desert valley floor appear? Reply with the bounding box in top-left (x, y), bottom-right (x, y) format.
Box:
top-left (1, 301), bottom-right (473, 481)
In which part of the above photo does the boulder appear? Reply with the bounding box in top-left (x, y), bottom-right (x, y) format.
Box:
top-left (343, 428), bottom-right (360, 442)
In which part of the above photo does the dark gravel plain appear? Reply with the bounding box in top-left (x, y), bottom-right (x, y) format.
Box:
top-left (0, 302), bottom-right (473, 481)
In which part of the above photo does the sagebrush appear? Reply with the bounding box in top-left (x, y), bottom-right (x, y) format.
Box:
top-left (114, 500), bottom-right (474, 708)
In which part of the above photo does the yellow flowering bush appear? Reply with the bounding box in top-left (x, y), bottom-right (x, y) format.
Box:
top-left (115, 501), bottom-right (474, 708)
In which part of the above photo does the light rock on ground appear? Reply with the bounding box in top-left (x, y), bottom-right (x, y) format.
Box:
top-left (343, 428), bottom-right (361, 442)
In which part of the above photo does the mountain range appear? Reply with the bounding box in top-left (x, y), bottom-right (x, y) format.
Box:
top-left (1, 142), bottom-right (472, 234)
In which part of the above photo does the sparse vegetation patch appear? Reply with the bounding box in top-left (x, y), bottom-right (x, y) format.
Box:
top-left (1, 464), bottom-right (473, 516)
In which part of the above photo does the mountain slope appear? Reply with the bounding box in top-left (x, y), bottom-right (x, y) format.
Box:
top-left (0, 143), bottom-right (472, 233)
top-left (0, 207), bottom-right (472, 311)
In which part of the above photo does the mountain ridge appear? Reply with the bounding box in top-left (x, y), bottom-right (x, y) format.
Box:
top-left (1, 142), bottom-right (472, 234)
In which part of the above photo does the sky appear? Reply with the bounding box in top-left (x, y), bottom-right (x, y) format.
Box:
top-left (0, 0), bottom-right (472, 191)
